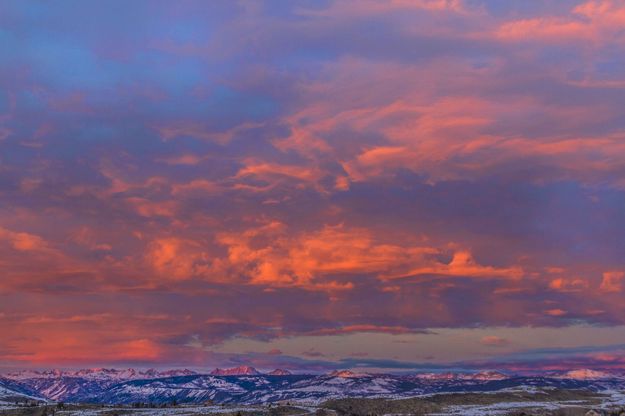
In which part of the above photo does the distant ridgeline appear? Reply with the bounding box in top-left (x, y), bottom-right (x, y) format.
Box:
top-left (1, 367), bottom-right (623, 405)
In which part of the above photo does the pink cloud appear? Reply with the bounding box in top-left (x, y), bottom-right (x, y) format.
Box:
top-left (600, 271), bottom-right (625, 293)
top-left (480, 336), bottom-right (510, 347)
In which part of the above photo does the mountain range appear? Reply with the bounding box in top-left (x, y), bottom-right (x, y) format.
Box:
top-left (2, 366), bottom-right (625, 405)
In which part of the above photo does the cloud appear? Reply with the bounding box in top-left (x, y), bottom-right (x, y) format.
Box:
top-left (548, 277), bottom-right (589, 292)
top-left (480, 336), bottom-right (510, 347)
top-left (497, 0), bottom-right (625, 43)
top-left (145, 238), bottom-right (213, 281)
top-left (301, 349), bottom-right (325, 358)
top-left (0, 227), bottom-right (49, 252)
top-left (1, 0), bottom-right (625, 368)
top-left (309, 325), bottom-right (435, 336)
top-left (213, 222), bottom-right (522, 289)
top-left (600, 271), bottom-right (625, 292)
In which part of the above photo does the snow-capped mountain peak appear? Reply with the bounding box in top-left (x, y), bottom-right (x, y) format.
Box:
top-left (3, 368), bottom-right (198, 382)
top-left (414, 371), bottom-right (507, 381)
top-left (5, 367), bottom-right (625, 406)
top-left (268, 369), bottom-right (292, 376)
top-left (555, 369), bottom-right (613, 380)
top-left (210, 366), bottom-right (261, 376)
top-left (415, 372), bottom-right (456, 380)
top-left (156, 368), bottom-right (197, 377)
top-left (466, 371), bottom-right (508, 380)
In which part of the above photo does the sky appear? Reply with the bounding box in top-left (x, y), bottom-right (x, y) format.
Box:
top-left (1, 0), bottom-right (625, 374)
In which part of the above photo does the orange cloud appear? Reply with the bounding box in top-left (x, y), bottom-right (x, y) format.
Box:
top-left (549, 277), bottom-right (589, 292)
top-left (214, 222), bottom-right (524, 289)
top-left (384, 250), bottom-right (523, 280)
top-left (600, 271), bottom-right (625, 292)
top-left (4, 0), bottom-right (625, 369)
top-left (546, 309), bottom-right (567, 317)
top-left (235, 161), bottom-right (326, 192)
top-left (497, 0), bottom-right (625, 43)
top-left (216, 223), bottom-right (433, 288)
top-left (267, 50), bottom-right (625, 189)
top-left (480, 336), bottom-right (510, 347)
top-left (8, 337), bottom-right (163, 364)
top-left (70, 226), bottom-right (113, 252)
top-left (0, 227), bottom-right (49, 252)
top-left (0, 226), bottom-right (96, 292)
top-left (145, 237), bottom-right (212, 281)
top-left (0, 313), bottom-right (169, 364)
top-left (126, 197), bottom-right (178, 218)
top-left (497, 18), bottom-right (588, 41)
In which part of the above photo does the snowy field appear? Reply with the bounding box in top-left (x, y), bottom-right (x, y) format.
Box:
top-left (3, 389), bottom-right (625, 416)
top-left (430, 400), bottom-right (586, 416)
top-left (56, 406), bottom-right (275, 416)
top-left (426, 390), bottom-right (625, 415)
top-left (0, 405), bottom-right (318, 416)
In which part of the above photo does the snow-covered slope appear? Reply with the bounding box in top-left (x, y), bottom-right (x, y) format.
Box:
top-left (3, 368), bottom-right (199, 402)
top-left (5, 368), bottom-right (197, 381)
top-left (0, 377), bottom-right (45, 404)
top-left (6, 368), bottom-right (625, 405)
top-left (248, 372), bottom-right (415, 404)
top-left (85, 372), bottom-right (625, 405)
top-left (7, 367), bottom-right (273, 403)
top-left (414, 371), bottom-right (507, 381)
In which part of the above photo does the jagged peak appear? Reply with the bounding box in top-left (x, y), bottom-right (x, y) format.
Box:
top-left (3, 368), bottom-right (197, 380)
top-left (210, 366), bottom-right (261, 376)
top-left (268, 369), bottom-right (292, 376)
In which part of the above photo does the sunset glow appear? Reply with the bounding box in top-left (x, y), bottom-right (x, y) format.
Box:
top-left (1, 0), bottom-right (625, 374)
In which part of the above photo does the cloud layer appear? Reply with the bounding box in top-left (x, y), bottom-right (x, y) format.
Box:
top-left (1, 0), bottom-right (625, 370)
